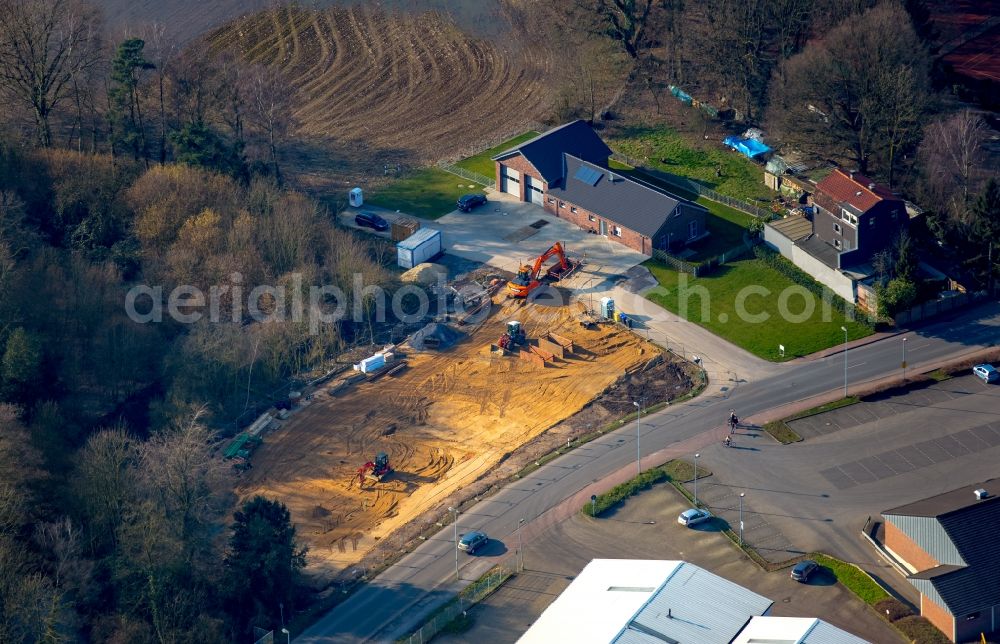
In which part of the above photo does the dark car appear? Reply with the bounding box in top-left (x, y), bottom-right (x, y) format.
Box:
top-left (458, 531), bottom-right (488, 554)
top-left (355, 211), bottom-right (389, 231)
top-left (790, 559), bottom-right (819, 582)
top-left (457, 193), bottom-right (488, 212)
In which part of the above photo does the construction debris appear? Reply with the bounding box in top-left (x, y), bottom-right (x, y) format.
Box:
top-left (408, 322), bottom-right (464, 351)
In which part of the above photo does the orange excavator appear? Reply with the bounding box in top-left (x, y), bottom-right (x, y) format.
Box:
top-left (507, 242), bottom-right (577, 298)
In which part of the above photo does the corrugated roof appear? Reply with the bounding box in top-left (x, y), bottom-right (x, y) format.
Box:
top-left (493, 120), bottom-right (613, 183)
top-left (769, 215), bottom-right (813, 242)
top-left (547, 156), bottom-right (706, 238)
top-left (614, 562), bottom-right (772, 644)
top-left (815, 168), bottom-right (898, 213)
top-left (884, 480), bottom-right (1000, 616)
top-left (731, 616), bottom-right (870, 644)
top-left (397, 227), bottom-right (440, 250)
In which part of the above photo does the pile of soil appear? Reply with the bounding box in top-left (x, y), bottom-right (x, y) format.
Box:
top-left (399, 263), bottom-right (448, 286)
top-left (408, 323), bottom-right (464, 351)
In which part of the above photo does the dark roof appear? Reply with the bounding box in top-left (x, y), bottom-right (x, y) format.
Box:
top-left (885, 480), bottom-right (1000, 616)
top-left (796, 235), bottom-right (840, 269)
top-left (546, 156), bottom-right (706, 238)
top-left (492, 120), bottom-right (612, 183)
top-left (883, 479), bottom-right (1000, 517)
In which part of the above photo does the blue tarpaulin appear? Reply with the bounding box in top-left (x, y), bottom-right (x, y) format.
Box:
top-left (723, 136), bottom-right (771, 159)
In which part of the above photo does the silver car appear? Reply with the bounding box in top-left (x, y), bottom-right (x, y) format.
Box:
top-left (677, 508), bottom-right (712, 527)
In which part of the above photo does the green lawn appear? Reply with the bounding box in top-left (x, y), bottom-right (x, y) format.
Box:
top-left (610, 126), bottom-right (775, 203)
top-left (811, 554), bottom-right (890, 605)
top-left (368, 167), bottom-right (485, 219)
top-left (455, 131), bottom-right (540, 178)
top-left (644, 258), bottom-right (873, 361)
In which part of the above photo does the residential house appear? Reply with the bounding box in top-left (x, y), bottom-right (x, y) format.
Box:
top-left (517, 559), bottom-right (869, 644)
top-left (493, 121), bottom-right (708, 256)
top-left (881, 481), bottom-right (1000, 642)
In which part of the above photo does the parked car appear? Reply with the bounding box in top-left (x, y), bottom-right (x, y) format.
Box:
top-left (790, 559), bottom-right (819, 582)
top-left (973, 364), bottom-right (999, 383)
top-left (458, 530), bottom-right (488, 554)
top-left (355, 211), bottom-right (389, 231)
top-left (457, 193), bottom-right (487, 212)
top-left (677, 508), bottom-right (712, 527)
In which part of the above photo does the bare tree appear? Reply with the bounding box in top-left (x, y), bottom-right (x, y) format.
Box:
top-left (0, 0), bottom-right (103, 146)
top-left (246, 64), bottom-right (298, 182)
top-left (580, 0), bottom-right (656, 60)
top-left (918, 110), bottom-right (988, 219)
top-left (144, 24), bottom-right (178, 164)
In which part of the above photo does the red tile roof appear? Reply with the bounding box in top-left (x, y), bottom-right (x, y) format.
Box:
top-left (815, 168), bottom-right (897, 213)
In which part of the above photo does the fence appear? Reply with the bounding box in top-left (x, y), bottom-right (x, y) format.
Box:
top-left (652, 238), bottom-right (758, 277)
top-left (893, 291), bottom-right (986, 327)
top-left (610, 153), bottom-right (773, 220)
top-left (437, 161), bottom-right (495, 188)
top-left (398, 557), bottom-right (518, 644)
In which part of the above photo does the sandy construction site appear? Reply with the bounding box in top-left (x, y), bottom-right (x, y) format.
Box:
top-left (238, 298), bottom-right (661, 580)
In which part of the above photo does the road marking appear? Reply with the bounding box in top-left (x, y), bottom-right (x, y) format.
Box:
top-left (848, 362), bottom-right (867, 369)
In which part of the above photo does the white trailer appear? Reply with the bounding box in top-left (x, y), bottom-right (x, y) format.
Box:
top-left (397, 228), bottom-right (442, 269)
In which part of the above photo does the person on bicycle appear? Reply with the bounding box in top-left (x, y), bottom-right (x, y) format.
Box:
top-left (724, 435), bottom-right (732, 447)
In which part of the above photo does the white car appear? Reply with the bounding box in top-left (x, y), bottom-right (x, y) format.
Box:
top-left (973, 364), bottom-right (999, 383)
top-left (677, 508), bottom-right (712, 527)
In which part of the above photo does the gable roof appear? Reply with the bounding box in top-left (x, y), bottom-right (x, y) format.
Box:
top-left (546, 155), bottom-right (707, 238)
top-left (493, 120), bottom-right (612, 183)
top-left (884, 480), bottom-right (1000, 616)
top-left (815, 168), bottom-right (898, 213)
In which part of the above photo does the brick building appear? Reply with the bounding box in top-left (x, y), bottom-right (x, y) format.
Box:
top-left (881, 481), bottom-right (1000, 642)
top-left (812, 168), bottom-right (907, 268)
top-left (492, 121), bottom-right (708, 255)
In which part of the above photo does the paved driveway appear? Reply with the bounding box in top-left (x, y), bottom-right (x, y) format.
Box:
top-left (434, 483), bottom-right (902, 644)
top-left (693, 373), bottom-right (1000, 600)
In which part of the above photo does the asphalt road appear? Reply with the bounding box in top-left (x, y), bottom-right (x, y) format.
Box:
top-left (297, 301), bottom-right (1000, 643)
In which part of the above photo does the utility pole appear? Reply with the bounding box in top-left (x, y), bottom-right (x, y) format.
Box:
top-left (450, 507), bottom-right (459, 578)
top-left (517, 518), bottom-right (525, 572)
top-left (739, 492), bottom-right (745, 546)
top-left (633, 400), bottom-right (642, 475)
top-left (694, 453), bottom-right (700, 507)
top-left (902, 337), bottom-right (907, 381)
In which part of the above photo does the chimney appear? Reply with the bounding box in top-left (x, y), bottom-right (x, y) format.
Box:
top-left (868, 182), bottom-right (876, 190)
top-left (975, 489), bottom-right (988, 500)
top-left (667, 608), bottom-right (672, 619)
top-left (848, 170), bottom-right (854, 180)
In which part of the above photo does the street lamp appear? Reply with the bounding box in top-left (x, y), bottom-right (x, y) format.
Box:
top-left (694, 453), bottom-right (700, 507)
top-left (840, 326), bottom-right (849, 398)
top-left (633, 400), bottom-right (642, 475)
top-left (281, 628), bottom-right (290, 644)
top-left (739, 492), bottom-right (746, 546)
top-left (449, 506), bottom-right (459, 578)
top-left (517, 518), bottom-right (525, 572)
top-left (902, 336), bottom-right (907, 381)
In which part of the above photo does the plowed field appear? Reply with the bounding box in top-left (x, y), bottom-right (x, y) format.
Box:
top-left (208, 5), bottom-right (553, 189)
top-left (238, 300), bottom-right (659, 580)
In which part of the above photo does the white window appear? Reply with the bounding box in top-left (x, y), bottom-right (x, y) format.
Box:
top-left (559, 201), bottom-right (565, 209)
top-left (547, 197), bottom-right (555, 204)
top-left (833, 222), bottom-right (842, 234)
top-left (571, 207), bottom-right (578, 213)
top-left (834, 239), bottom-right (842, 249)
top-left (869, 216), bottom-right (876, 227)
top-left (612, 226), bottom-right (622, 237)
top-left (587, 214), bottom-right (595, 222)
top-left (689, 220), bottom-right (699, 239)
top-left (841, 208), bottom-right (857, 225)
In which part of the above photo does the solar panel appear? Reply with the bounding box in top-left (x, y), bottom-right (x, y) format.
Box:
top-left (573, 165), bottom-right (602, 186)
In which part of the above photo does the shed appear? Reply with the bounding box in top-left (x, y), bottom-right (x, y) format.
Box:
top-left (397, 228), bottom-right (442, 269)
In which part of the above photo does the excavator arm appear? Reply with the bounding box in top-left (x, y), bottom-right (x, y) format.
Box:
top-left (507, 242), bottom-right (575, 297)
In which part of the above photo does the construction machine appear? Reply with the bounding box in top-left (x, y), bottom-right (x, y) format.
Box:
top-left (507, 242), bottom-right (578, 298)
top-left (497, 320), bottom-right (526, 351)
top-left (354, 451), bottom-right (393, 487)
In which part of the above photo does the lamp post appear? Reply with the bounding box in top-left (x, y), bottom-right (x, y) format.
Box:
top-left (517, 518), bottom-right (525, 572)
top-left (633, 401), bottom-right (642, 475)
top-left (694, 453), bottom-right (700, 507)
top-left (449, 506), bottom-right (459, 578)
top-left (902, 336), bottom-right (907, 381)
top-left (281, 628), bottom-right (290, 644)
top-left (739, 492), bottom-right (745, 546)
top-left (840, 326), bottom-right (849, 398)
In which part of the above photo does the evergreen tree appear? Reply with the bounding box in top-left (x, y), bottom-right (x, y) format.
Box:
top-left (109, 38), bottom-right (154, 160)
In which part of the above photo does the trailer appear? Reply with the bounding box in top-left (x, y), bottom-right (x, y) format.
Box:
top-left (397, 228), bottom-right (442, 269)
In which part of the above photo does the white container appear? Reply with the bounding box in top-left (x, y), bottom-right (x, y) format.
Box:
top-left (397, 228), bottom-right (442, 269)
top-left (359, 354), bottom-right (385, 373)
top-left (600, 297), bottom-right (615, 320)
top-left (349, 187), bottom-right (364, 207)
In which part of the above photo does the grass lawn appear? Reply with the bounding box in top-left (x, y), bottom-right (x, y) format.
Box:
top-left (610, 126), bottom-right (775, 203)
top-left (644, 258), bottom-right (873, 361)
top-left (811, 554), bottom-right (890, 605)
top-left (455, 131), bottom-right (540, 178)
top-left (368, 167), bottom-right (485, 219)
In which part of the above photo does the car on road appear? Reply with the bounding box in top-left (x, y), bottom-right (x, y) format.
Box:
top-left (677, 508), bottom-right (712, 527)
top-left (973, 364), bottom-right (999, 383)
top-left (458, 531), bottom-right (488, 554)
top-left (457, 193), bottom-right (488, 212)
top-left (790, 559), bottom-right (819, 582)
top-left (355, 211), bottom-right (389, 232)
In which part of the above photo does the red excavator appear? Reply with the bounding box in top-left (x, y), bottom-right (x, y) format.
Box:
top-left (354, 452), bottom-right (392, 488)
top-left (507, 242), bottom-right (577, 298)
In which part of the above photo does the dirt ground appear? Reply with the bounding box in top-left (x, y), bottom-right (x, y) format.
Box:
top-left (238, 298), bottom-right (661, 581)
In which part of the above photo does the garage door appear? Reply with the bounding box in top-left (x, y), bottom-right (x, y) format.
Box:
top-left (525, 176), bottom-right (544, 205)
top-left (501, 166), bottom-right (520, 196)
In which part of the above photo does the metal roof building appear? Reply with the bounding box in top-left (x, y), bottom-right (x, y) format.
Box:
top-left (517, 560), bottom-right (869, 644)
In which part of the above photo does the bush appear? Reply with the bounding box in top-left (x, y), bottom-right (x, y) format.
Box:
top-left (873, 597), bottom-right (913, 622)
top-left (583, 468), bottom-right (668, 516)
top-left (894, 616), bottom-right (950, 643)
